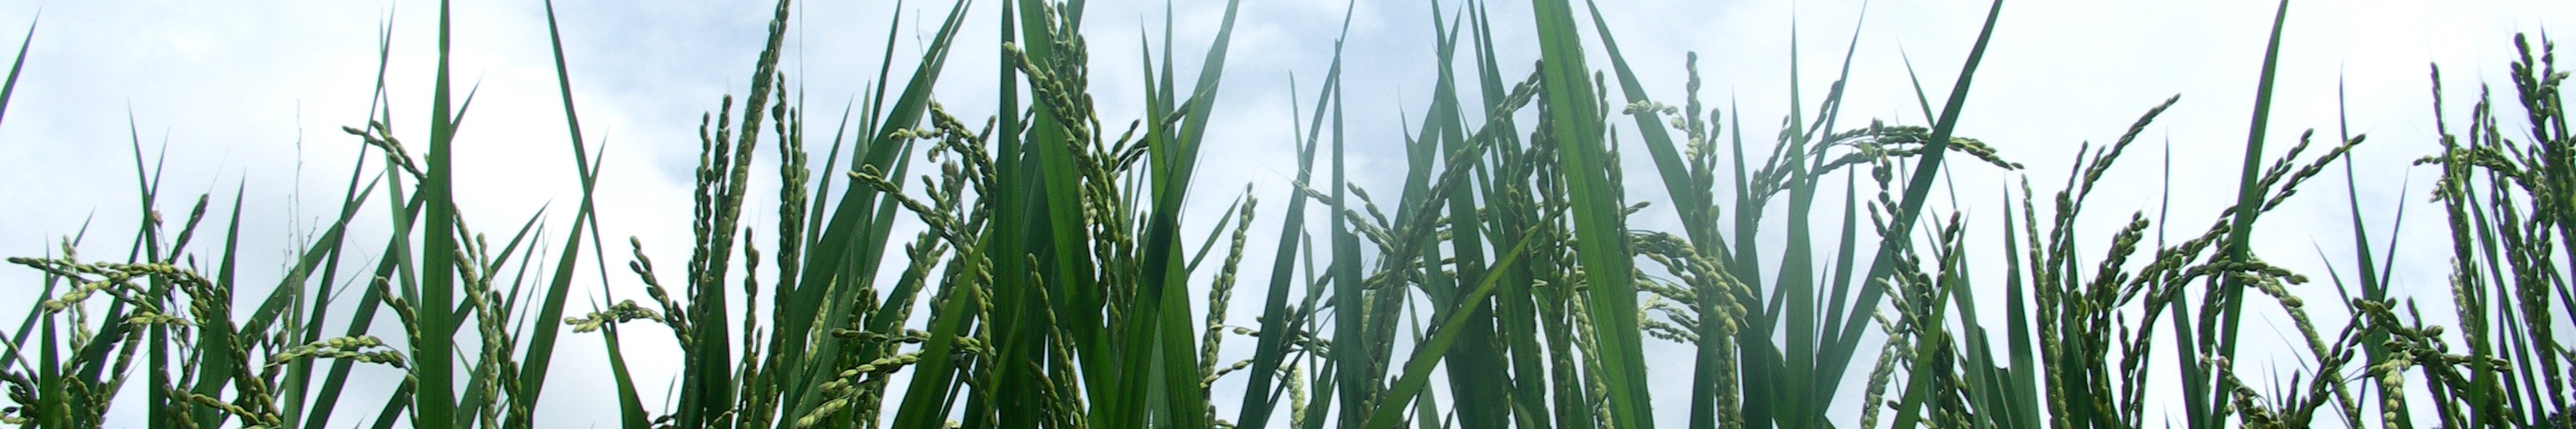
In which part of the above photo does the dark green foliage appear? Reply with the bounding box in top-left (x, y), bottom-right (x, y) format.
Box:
top-left (0, 2), bottom-right (2568, 429)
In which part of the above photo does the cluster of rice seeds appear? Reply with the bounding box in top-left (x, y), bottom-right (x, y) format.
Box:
top-left (4, 233), bottom-right (415, 429)
top-left (0, 1), bottom-right (574, 428)
top-left (2403, 33), bottom-right (2576, 428)
top-left (1199, 189), bottom-right (1258, 399)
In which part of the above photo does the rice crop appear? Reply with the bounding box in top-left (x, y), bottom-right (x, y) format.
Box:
top-left (1, 0), bottom-right (2570, 428)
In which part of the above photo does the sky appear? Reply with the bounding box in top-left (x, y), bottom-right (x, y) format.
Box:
top-left (0, 0), bottom-right (2570, 427)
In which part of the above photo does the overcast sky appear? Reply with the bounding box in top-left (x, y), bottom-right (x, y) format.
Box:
top-left (2, 0), bottom-right (2570, 427)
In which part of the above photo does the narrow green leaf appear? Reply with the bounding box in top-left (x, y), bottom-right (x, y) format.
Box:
top-left (1363, 228), bottom-right (1542, 429)
top-left (415, 0), bottom-right (464, 426)
top-left (0, 16), bottom-right (32, 130)
top-left (1233, 7), bottom-right (1349, 427)
top-left (1823, 0), bottom-right (2006, 395)
top-left (2200, 2), bottom-right (2293, 426)
top-left (1529, 1), bottom-right (1655, 427)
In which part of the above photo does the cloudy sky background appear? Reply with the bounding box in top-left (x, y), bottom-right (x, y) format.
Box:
top-left (1, 0), bottom-right (2570, 427)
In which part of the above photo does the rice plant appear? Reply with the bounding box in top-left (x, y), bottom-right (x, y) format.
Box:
top-left (2, 0), bottom-right (2570, 428)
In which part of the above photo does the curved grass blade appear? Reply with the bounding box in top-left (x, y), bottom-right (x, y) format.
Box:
top-left (1099, 0), bottom-right (1246, 425)
top-left (775, 2), bottom-right (971, 422)
top-left (2196, 1), bottom-right (2294, 425)
top-left (1529, 0), bottom-right (1655, 426)
top-left (1362, 227), bottom-right (1542, 429)
top-left (510, 0), bottom-right (607, 419)
top-left (415, 0), bottom-right (465, 425)
top-left (1233, 7), bottom-right (1348, 427)
top-left (0, 16), bottom-right (31, 131)
top-left (1823, 0), bottom-right (2006, 396)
